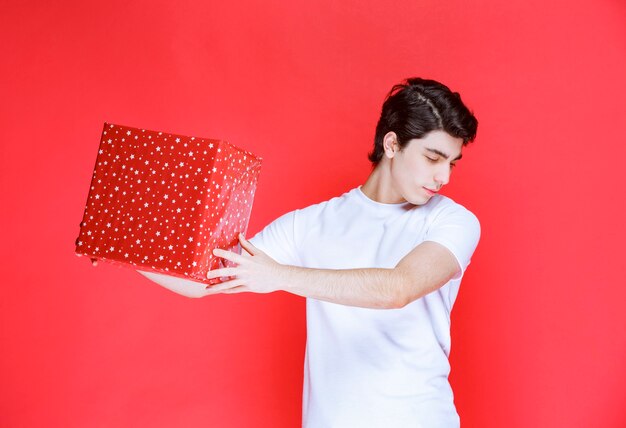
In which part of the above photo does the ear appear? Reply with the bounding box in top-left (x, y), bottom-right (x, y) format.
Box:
top-left (383, 132), bottom-right (399, 159)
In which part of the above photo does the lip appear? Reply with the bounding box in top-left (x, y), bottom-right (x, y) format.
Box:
top-left (423, 187), bottom-right (438, 195)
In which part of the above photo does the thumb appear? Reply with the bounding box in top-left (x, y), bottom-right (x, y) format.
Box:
top-left (238, 233), bottom-right (261, 256)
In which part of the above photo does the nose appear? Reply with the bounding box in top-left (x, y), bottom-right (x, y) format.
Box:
top-left (434, 164), bottom-right (452, 187)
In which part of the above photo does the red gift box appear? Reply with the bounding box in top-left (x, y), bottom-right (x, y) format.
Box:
top-left (75, 122), bottom-right (262, 284)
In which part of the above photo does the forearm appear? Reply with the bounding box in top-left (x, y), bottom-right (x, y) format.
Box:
top-left (136, 270), bottom-right (208, 298)
top-left (206, 236), bottom-right (456, 307)
top-left (280, 265), bottom-right (413, 309)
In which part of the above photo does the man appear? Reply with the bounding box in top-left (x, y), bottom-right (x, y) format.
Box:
top-left (142, 77), bottom-right (480, 427)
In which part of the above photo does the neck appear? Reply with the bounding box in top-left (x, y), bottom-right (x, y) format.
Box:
top-left (360, 160), bottom-right (405, 204)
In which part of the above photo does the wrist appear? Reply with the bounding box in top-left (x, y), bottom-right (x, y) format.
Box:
top-left (279, 264), bottom-right (302, 293)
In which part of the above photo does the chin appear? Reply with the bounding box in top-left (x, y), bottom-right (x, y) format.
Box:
top-left (413, 192), bottom-right (438, 206)
top-left (406, 195), bottom-right (429, 206)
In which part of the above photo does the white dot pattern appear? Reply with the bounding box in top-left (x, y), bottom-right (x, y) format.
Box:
top-left (75, 122), bottom-right (262, 284)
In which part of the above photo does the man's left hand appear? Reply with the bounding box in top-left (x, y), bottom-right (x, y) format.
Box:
top-left (205, 234), bottom-right (288, 294)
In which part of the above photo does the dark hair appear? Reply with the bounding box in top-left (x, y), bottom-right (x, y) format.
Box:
top-left (368, 77), bottom-right (478, 165)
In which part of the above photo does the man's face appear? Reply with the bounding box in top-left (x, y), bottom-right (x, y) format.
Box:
top-left (386, 130), bottom-right (464, 205)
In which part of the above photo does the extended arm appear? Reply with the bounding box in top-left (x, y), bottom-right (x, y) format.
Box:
top-left (136, 270), bottom-right (209, 298)
top-left (205, 234), bottom-right (460, 309)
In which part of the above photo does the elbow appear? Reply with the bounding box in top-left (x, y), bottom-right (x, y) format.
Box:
top-left (377, 295), bottom-right (410, 310)
top-left (382, 283), bottom-right (412, 310)
top-left (384, 269), bottom-right (419, 309)
top-left (387, 293), bottom-right (412, 309)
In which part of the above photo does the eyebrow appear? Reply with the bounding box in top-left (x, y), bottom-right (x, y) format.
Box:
top-left (425, 147), bottom-right (463, 161)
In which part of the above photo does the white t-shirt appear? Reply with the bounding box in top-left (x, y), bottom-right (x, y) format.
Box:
top-left (250, 187), bottom-right (481, 428)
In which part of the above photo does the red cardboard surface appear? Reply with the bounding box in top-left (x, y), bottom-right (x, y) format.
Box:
top-left (75, 123), bottom-right (262, 284)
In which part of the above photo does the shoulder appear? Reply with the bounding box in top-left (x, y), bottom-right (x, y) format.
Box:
top-left (421, 195), bottom-right (481, 280)
top-left (258, 188), bottom-right (355, 231)
top-left (292, 188), bottom-right (358, 221)
top-left (424, 194), bottom-right (480, 229)
top-left (249, 189), bottom-right (356, 263)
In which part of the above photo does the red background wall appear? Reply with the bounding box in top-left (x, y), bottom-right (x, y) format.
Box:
top-left (1, 0), bottom-right (625, 427)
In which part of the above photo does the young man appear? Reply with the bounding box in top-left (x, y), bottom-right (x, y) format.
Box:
top-left (141, 77), bottom-right (480, 427)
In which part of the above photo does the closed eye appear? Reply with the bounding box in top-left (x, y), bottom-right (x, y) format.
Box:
top-left (425, 155), bottom-right (457, 169)
top-left (427, 156), bottom-right (457, 170)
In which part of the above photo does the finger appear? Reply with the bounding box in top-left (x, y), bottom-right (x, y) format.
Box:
top-left (206, 267), bottom-right (237, 280)
top-left (238, 233), bottom-right (261, 256)
top-left (221, 286), bottom-right (250, 294)
top-left (213, 248), bottom-right (246, 264)
top-left (205, 278), bottom-right (245, 292)
top-left (204, 285), bottom-right (249, 295)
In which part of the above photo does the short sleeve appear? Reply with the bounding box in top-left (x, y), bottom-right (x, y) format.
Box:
top-left (423, 203), bottom-right (481, 280)
top-left (249, 210), bottom-right (301, 266)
